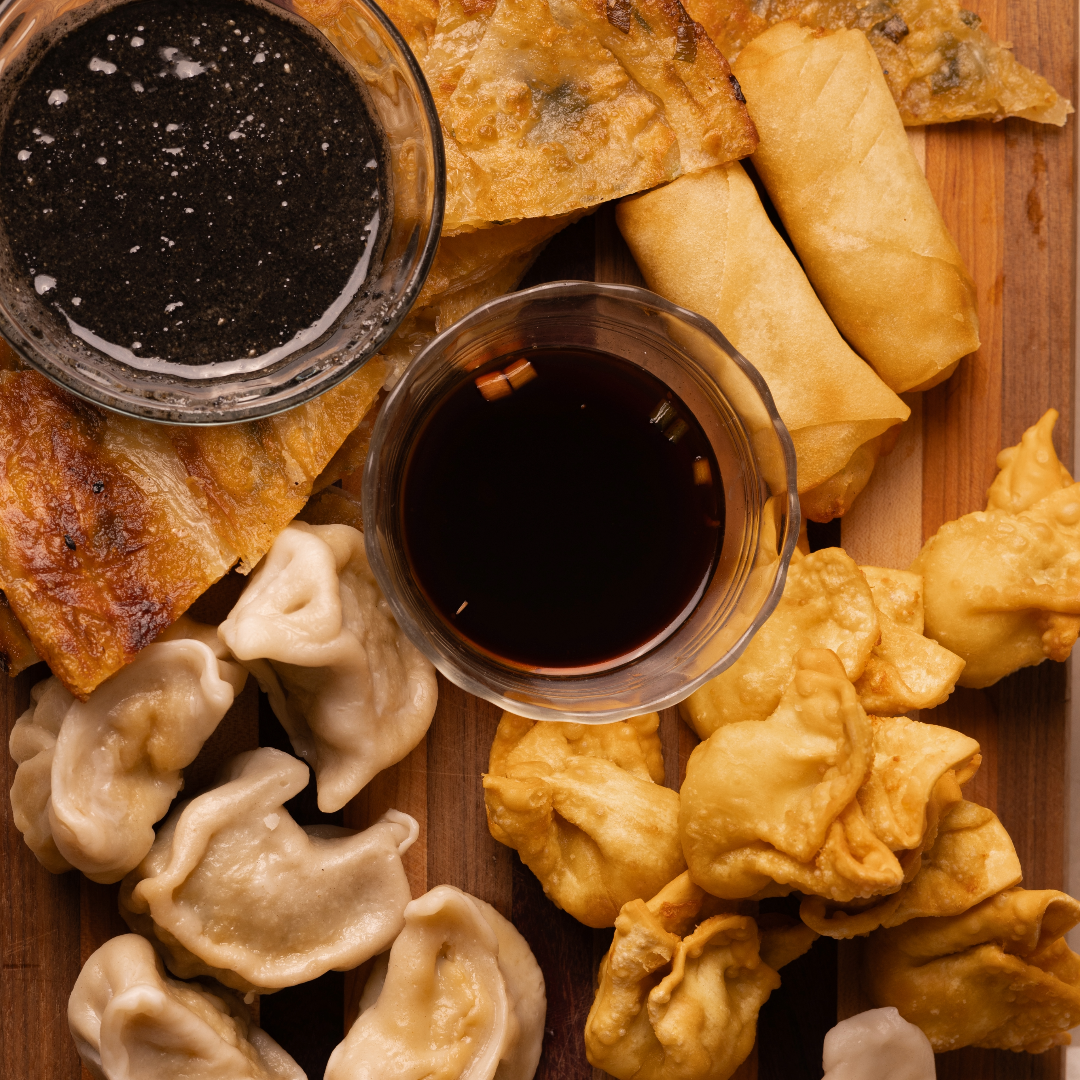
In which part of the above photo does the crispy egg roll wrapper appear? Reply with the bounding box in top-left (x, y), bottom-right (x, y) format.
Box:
top-left (617, 162), bottom-right (908, 494)
top-left (732, 23), bottom-right (979, 394)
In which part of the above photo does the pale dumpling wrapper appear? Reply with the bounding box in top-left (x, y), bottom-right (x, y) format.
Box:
top-left (120, 747), bottom-right (418, 994)
top-left (326, 885), bottom-right (546, 1080)
top-left (219, 522), bottom-right (437, 812)
top-left (69, 934), bottom-right (304, 1080)
top-left (913, 410), bottom-right (1080, 687)
top-left (801, 798), bottom-right (1021, 938)
top-left (865, 888), bottom-right (1080, 1052)
top-left (585, 872), bottom-right (814, 1080)
top-left (821, 1007), bottom-right (935, 1080)
top-left (680, 649), bottom-right (980, 902)
top-left (8, 618), bottom-right (245, 883)
top-left (483, 711), bottom-right (685, 928)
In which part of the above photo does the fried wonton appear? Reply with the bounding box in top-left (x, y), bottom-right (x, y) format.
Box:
top-left (438, 0), bottom-right (756, 229)
top-left (483, 711), bottom-right (685, 928)
top-left (855, 566), bottom-right (965, 713)
top-left (865, 888), bottom-right (1080, 1052)
top-left (913, 409), bottom-right (1080, 688)
top-left (801, 799), bottom-right (1021, 938)
top-left (585, 872), bottom-right (815, 1080)
top-left (680, 649), bottom-right (981, 902)
top-left (682, 0), bottom-right (1072, 126)
top-left (682, 550), bottom-right (965, 737)
top-left (681, 548), bottom-right (879, 737)
top-left (0, 343), bottom-right (385, 700)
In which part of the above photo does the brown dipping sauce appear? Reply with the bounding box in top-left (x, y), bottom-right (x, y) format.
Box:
top-left (401, 348), bottom-right (724, 671)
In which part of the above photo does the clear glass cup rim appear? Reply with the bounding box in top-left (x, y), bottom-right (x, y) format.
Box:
top-left (364, 279), bottom-right (801, 722)
top-left (0, 0), bottom-right (446, 425)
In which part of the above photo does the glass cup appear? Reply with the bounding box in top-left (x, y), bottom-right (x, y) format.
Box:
top-left (0, 0), bottom-right (444, 423)
top-left (365, 281), bottom-right (800, 722)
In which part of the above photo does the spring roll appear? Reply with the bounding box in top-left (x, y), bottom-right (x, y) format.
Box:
top-left (617, 162), bottom-right (909, 511)
top-left (732, 22), bottom-right (980, 394)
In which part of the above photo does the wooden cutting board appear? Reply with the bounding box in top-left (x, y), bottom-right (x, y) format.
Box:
top-left (1, 0), bottom-right (1074, 1073)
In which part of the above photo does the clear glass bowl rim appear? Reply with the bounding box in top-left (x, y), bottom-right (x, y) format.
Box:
top-left (364, 279), bottom-right (802, 722)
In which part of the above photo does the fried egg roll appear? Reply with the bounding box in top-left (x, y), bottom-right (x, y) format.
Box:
top-left (732, 22), bottom-right (980, 394)
top-left (617, 162), bottom-right (909, 508)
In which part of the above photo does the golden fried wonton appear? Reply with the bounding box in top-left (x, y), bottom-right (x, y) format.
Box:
top-left (865, 888), bottom-right (1080, 1052)
top-left (483, 711), bottom-right (685, 928)
top-left (680, 649), bottom-right (980, 902)
top-left (855, 566), bottom-right (965, 713)
top-left (681, 549), bottom-right (879, 737)
top-left (681, 0), bottom-right (1072, 126)
top-left (681, 548), bottom-right (964, 737)
top-left (913, 409), bottom-right (1080, 688)
top-left (801, 798), bottom-right (1020, 938)
top-left (584, 873), bottom-right (815, 1080)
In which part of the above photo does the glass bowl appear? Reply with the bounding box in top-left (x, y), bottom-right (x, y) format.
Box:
top-left (364, 281), bottom-right (800, 722)
top-left (0, 0), bottom-right (444, 423)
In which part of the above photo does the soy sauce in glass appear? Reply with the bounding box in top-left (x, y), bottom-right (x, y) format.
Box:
top-left (401, 348), bottom-right (724, 671)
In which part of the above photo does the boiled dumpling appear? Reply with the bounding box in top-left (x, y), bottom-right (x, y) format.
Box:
top-left (9, 618), bottom-right (245, 883)
top-left (219, 523), bottom-right (437, 812)
top-left (69, 933), bottom-right (305, 1080)
top-left (326, 885), bottom-right (547, 1080)
top-left (821, 1008), bottom-right (935, 1080)
top-left (120, 747), bottom-right (418, 994)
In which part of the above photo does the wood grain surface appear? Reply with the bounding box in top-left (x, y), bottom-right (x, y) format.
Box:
top-left (1, 0), bottom-right (1075, 1072)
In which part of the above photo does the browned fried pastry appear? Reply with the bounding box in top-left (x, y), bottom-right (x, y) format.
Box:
top-left (855, 565), bottom-right (966, 713)
top-left (865, 888), bottom-right (1080, 1052)
top-left (436, 0), bottom-right (756, 230)
top-left (913, 409), bottom-right (1080, 687)
top-left (584, 873), bottom-right (815, 1080)
top-left (683, 0), bottom-right (1072, 125)
top-left (732, 23), bottom-right (980, 394)
top-left (681, 548), bottom-right (963, 737)
top-left (0, 345), bottom-right (385, 699)
top-left (0, 590), bottom-right (37, 676)
top-left (801, 798), bottom-right (1020, 938)
top-left (680, 649), bottom-right (979, 902)
top-left (483, 711), bottom-right (685, 928)
top-left (616, 163), bottom-right (908, 509)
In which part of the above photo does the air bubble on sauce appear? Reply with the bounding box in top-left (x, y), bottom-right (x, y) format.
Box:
top-left (89, 57), bottom-right (118, 74)
top-left (34, 274), bottom-right (56, 295)
top-left (47, 89), bottom-right (68, 105)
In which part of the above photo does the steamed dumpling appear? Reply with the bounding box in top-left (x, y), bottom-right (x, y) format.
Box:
top-left (9, 618), bottom-right (245, 883)
top-left (69, 933), bottom-right (305, 1080)
top-left (326, 885), bottom-right (547, 1080)
top-left (219, 523), bottom-right (438, 812)
top-left (821, 1008), bottom-right (935, 1080)
top-left (120, 748), bottom-right (418, 994)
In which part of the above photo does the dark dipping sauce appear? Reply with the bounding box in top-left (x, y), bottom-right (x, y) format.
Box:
top-left (402, 349), bottom-right (725, 671)
top-left (0, 0), bottom-right (386, 368)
